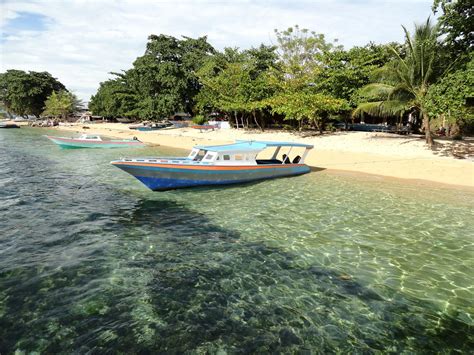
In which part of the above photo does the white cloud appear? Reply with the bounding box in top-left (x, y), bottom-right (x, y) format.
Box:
top-left (0, 0), bottom-right (433, 102)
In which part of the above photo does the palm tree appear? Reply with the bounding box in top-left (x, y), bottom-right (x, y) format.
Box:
top-left (353, 18), bottom-right (445, 147)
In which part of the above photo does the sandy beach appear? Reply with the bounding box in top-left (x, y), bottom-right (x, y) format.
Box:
top-left (47, 122), bottom-right (474, 188)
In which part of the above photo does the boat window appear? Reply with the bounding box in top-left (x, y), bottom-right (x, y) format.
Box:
top-left (193, 150), bottom-right (206, 161)
top-left (203, 152), bottom-right (216, 161)
top-left (223, 155), bottom-right (230, 160)
top-left (234, 154), bottom-right (243, 160)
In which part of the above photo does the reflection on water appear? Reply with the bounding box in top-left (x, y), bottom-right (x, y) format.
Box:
top-left (0, 128), bottom-right (473, 353)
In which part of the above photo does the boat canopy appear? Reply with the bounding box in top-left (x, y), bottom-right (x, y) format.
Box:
top-left (194, 140), bottom-right (313, 153)
top-left (237, 140), bottom-right (313, 149)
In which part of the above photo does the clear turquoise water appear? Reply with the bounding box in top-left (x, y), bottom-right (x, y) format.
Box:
top-left (0, 128), bottom-right (473, 353)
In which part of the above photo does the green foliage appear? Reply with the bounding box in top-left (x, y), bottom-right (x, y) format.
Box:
top-left (314, 43), bottom-right (403, 105)
top-left (195, 45), bottom-right (277, 128)
top-left (424, 54), bottom-right (474, 127)
top-left (268, 26), bottom-right (348, 129)
top-left (89, 75), bottom-right (138, 118)
top-left (432, 0), bottom-right (473, 58)
top-left (86, 19), bottom-right (465, 134)
top-left (352, 100), bottom-right (409, 119)
top-left (90, 34), bottom-right (215, 120)
top-left (268, 92), bottom-right (347, 124)
top-left (274, 25), bottom-right (340, 79)
top-left (0, 70), bottom-right (65, 117)
top-left (353, 18), bottom-right (448, 145)
top-left (42, 91), bottom-right (81, 119)
top-left (192, 115), bottom-right (208, 125)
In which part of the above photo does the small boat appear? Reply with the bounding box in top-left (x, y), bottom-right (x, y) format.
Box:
top-left (45, 134), bottom-right (145, 149)
top-left (0, 122), bottom-right (20, 128)
top-left (169, 120), bottom-right (189, 128)
top-left (111, 140), bottom-right (313, 191)
top-left (135, 122), bottom-right (174, 131)
top-left (116, 117), bottom-right (136, 124)
top-left (191, 124), bottom-right (217, 132)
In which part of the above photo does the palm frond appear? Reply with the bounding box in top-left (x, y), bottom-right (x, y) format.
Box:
top-left (352, 100), bottom-right (408, 119)
top-left (402, 25), bottom-right (416, 70)
top-left (389, 84), bottom-right (415, 101)
top-left (357, 83), bottom-right (394, 100)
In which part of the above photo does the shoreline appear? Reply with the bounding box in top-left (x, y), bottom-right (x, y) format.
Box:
top-left (47, 122), bottom-right (474, 189)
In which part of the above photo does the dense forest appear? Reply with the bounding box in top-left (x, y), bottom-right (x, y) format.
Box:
top-left (1, 0), bottom-right (472, 145)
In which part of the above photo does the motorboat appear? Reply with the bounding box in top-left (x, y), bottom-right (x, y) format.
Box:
top-left (191, 124), bottom-right (218, 132)
top-left (130, 122), bottom-right (174, 131)
top-left (111, 140), bottom-right (313, 191)
top-left (45, 134), bottom-right (145, 149)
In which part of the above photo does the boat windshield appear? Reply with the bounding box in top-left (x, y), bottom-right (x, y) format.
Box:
top-left (193, 150), bottom-right (207, 161)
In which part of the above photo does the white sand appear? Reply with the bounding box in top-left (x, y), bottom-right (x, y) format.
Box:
top-left (50, 122), bottom-right (474, 188)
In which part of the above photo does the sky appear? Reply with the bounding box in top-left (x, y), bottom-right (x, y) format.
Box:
top-left (0, 0), bottom-right (435, 102)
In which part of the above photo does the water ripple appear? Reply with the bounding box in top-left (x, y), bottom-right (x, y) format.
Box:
top-left (0, 128), bottom-right (473, 353)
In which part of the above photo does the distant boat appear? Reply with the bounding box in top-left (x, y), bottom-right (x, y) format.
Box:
top-left (349, 123), bottom-right (395, 132)
top-left (169, 120), bottom-right (188, 128)
top-left (0, 122), bottom-right (20, 129)
top-left (191, 124), bottom-right (217, 131)
top-left (116, 117), bottom-right (136, 124)
top-left (337, 123), bottom-right (409, 134)
top-left (132, 122), bottom-right (174, 131)
top-left (45, 134), bottom-right (145, 149)
top-left (111, 140), bottom-right (313, 191)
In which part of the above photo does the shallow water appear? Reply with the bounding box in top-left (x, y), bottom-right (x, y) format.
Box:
top-left (0, 128), bottom-right (473, 353)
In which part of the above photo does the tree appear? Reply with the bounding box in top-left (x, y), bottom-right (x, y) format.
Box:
top-left (194, 47), bottom-right (248, 117)
top-left (42, 90), bottom-right (81, 119)
top-left (353, 18), bottom-right (446, 146)
top-left (89, 74), bottom-right (139, 118)
top-left (267, 91), bottom-right (347, 132)
top-left (315, 43), bottom-right (403, 105)
top-left (424, 53), bottom-right (474, 134)
top-left (89, 34), bottom-right (215, 120)
top-left (0, 70), bottom-right (65, 117)
top-left (195, 46), bottom-right (278, 130)
top-left (432, 0), bottom-right (473, 59)
top-left (126, 34), bottom-right (215, 119)
top-left (268, 26), bottom-right (347, 131)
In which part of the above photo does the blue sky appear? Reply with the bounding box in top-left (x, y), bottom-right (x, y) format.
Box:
top-left (0, 0), bottom-right (435, 102)
top-left (2, 11), bottom-right (49, 35)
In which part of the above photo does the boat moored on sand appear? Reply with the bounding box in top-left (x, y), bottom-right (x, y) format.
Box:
top-left (46, 134), bottom-right (146, 149)
top-left (111, 140), bottom-right (313, 191)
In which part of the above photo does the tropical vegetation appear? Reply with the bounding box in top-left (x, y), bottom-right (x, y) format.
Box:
top-left (0, 70), bottom-right (66, 118)
top-left (353, 18), bottom-right (446, 146)
top-left (0, 0), bottom-right (472, 146)
top-left (42, 90), bottom-right (83, 120)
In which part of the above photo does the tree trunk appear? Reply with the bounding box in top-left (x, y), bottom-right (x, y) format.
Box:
top-left (320, 112), bottom-right (329, 134)
top-left (252, 110), bottom-right (263, 131)
top-left (422, 110), bottom-right (434, 147)
top-left (234, 111), bottom-right (239, 129)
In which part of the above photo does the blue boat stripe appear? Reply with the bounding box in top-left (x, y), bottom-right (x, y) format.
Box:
top-left (117, 164), bottom-right (307, 175)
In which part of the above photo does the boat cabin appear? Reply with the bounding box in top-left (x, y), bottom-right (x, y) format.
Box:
top-left (187, 141), bottom-right (313, 166)
top-left (78, 134), bottom-right (102, 141)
